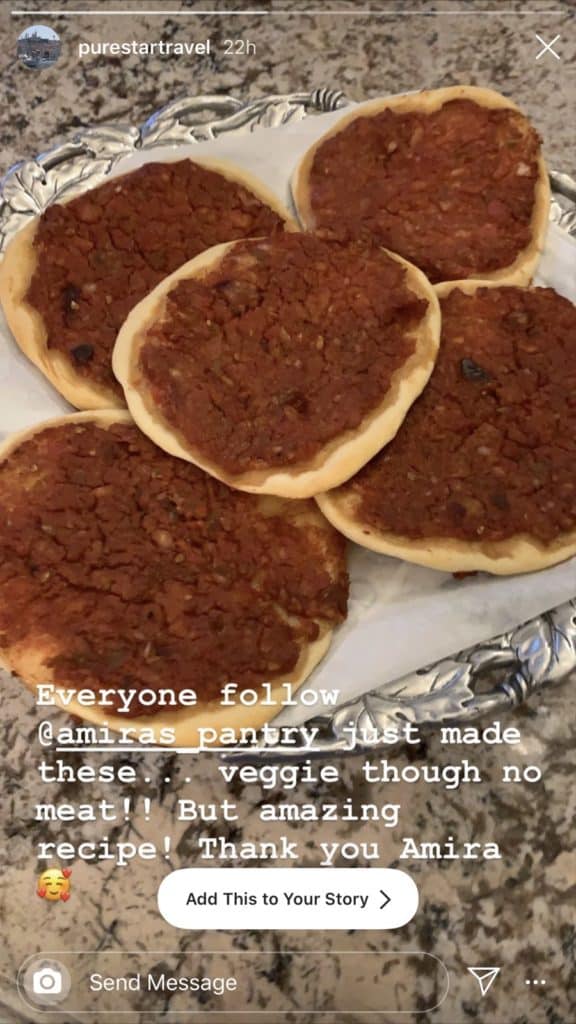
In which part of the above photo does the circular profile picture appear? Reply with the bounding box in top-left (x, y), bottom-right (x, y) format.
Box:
top-left (17, 24), bottom-right (61, 70)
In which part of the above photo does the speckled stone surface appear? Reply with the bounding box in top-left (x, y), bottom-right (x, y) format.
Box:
top-left (0, 0), bottom-right (575, 171)
top-left (0, 2), bottom-right (575, 1023)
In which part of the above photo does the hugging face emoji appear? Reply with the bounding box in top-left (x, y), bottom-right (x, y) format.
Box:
top-left (37, 867), bottom-right (72, 902)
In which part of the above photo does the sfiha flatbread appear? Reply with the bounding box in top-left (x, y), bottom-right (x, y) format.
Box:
top-left (293, 86), bottom-right (550, 286)
top-left (318, 281), bottom-right (576, 575)
top-left (0, 412), bottom-right (348, 745)
top-left (112, 232), bottom-right (441, 498)
top-left (0, 158), bottom-right (294, 410)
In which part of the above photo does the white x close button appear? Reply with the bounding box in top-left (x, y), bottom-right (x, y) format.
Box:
top-left (535, 34), bottom-right (561, 61)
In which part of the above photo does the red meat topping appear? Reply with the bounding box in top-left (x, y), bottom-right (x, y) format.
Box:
top-left (139, 233), bottom-right (428, 475)
top-left (346, 287), bottom-right (576, 544)
top-left (306, 100), bottom-right (541, 283)
top-left (0, 421), bottom-right (348, 714)
top-left (26, 160), bottom-right (286, 396)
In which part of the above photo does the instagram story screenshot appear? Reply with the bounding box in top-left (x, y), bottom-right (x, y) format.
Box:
top-left (0, 0), bottom-right (574, 1021)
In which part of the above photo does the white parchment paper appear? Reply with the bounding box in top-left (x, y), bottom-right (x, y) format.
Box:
top-left (1, 104), bottom-right (574, 723)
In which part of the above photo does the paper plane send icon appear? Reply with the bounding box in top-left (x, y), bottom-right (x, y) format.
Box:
top-left (468, 967), bottom-right (500, 996)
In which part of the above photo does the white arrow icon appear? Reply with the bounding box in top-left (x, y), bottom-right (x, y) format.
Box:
top-left (467, 966), bottom-right (500, 996)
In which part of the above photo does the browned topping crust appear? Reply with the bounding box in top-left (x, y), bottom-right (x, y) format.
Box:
top-left (0, 422), bottom-right (348, 714)
top-left (26, 161), bottom-right (286, 397)
top-left (344, 287), bottom-right (576, 544)
top-left (138, 233), bottom-right (428, 474)
top-left (306, 100), bottom-right (541, 283)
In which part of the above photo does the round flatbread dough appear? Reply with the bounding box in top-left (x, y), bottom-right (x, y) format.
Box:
top-left (318, 280), bottom-right (576, 575)
top-left (112, 232), bottom-right (441, 499)
top-left (0, 158), bottom-right (294, 411)
top-left (0, 412), bottom-right (348, 746)
top-left (293, 85), bottom-right (550, 286)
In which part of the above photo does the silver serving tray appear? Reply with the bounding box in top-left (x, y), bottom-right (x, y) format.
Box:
top-left (1, 89), bottom-right (575, 761)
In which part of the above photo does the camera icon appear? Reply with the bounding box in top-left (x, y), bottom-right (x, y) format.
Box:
top-left (32, 965), bottom-right (63, 996)
top-left (20, 958), bottom-right (72, 1006)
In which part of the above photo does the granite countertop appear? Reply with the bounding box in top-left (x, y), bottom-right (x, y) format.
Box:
top-left (0, 2), bottom-right (575, 1023)
top-left (0, 0), bottom-right (575, 170)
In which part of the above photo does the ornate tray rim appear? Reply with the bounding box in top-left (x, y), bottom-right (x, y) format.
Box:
top-left (1, 88), bottom-right (575, 762)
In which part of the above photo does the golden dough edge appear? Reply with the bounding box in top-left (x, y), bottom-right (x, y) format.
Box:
top-left (318, 278), bottom-right (576, 576)
top-left (113, 238), bottom-right (441, 498)
top-left (0, 410), bottom-right (339, 745)
top-left (0, 222), bottom-right (123, 410)
top-left (3, 628), bottom-right (334, 748)
top-left (0, 157), bottom-right (298, 412)
top-left (291, 85), bottom-right (550, 288)
top-left (317, 487), bottom-right (576, 575)
top-left (0, 408), bottom-right (132, 463)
